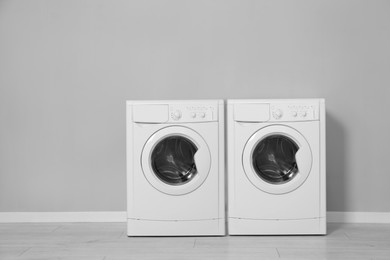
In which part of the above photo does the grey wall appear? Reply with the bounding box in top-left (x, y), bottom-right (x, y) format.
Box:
top-left (0, 0), bottom-right (389, 212)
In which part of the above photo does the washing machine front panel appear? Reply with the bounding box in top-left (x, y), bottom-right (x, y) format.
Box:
top-left (141, 126), bottom-right (211, 196)
top-left (243, 124), bottom-right (313, 195)
top-left (131, 121), bottom-right (221, 221)
top-left (127, 100), bottom-right (225, 235)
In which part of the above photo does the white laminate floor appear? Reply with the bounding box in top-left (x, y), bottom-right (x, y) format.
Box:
top-left (1, 223), bottom-right (390, 259)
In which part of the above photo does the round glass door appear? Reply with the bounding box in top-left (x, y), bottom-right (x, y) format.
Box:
top-left (243, 125), bottom-right (312, 194)
top-left (252, 135), bottom-right (299, 184)
top-left (141, 126), bottom-right (211, 195)
top-left (151, 136), bottom-right (198, 185)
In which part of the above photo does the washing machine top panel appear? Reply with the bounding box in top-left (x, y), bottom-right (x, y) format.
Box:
top-left (230, 99), bottom-right (322, 122)
top-left (129, 100), bottom-right (222, 123)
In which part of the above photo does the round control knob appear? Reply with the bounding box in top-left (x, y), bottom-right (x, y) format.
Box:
top-left (273, 109), bottom-right (283, 119)
top-left (172, 110), bottom-right (182, 120)
top-left (300, 111), bottom-right (307, 117)
top-left (291, 111), bottom-right (297, 117)
top-left (190, 112), bottom-right (196, 118)
top-left (199, 112), bottom-right (206, 118)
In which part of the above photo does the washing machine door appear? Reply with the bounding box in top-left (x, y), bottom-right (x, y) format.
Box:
top-left (141, 126), bottom-right (211, 195)
top-left (242, 125), bottom-right (312, 194)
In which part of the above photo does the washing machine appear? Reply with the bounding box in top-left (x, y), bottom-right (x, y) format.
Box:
top-left (126, 100), bottom-right (225, 236)
top-left (227, 99), bottom-right (326, 235)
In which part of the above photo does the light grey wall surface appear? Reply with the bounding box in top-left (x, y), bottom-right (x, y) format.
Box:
top-left (0, 0), bottom-right (389, 212)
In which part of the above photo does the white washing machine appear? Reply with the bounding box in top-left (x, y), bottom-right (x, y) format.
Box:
top-left (126, 100), bottom-right (225, 236)
top-left (227, 99), bottom-right (326, 235)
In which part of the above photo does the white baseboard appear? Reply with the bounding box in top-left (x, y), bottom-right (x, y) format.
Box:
top-left (0, 211), bottom-right (389, 223)
top-left (327, 211), bottom-right (390, 223)
top-left (0, 211), bottom-right (127, 223)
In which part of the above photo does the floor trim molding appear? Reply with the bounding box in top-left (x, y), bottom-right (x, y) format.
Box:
top-left (327, 211), bottom-right (390, 223)
top-left (0, 211), bottom-right (127, 223)
top-left (0, 211), bottom-right (389, 223)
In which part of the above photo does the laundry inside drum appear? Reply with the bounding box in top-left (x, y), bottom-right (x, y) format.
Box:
top-left (151, 136), bottom-right (198, 185)
top-left (252, 135), bottom-right (299, 184)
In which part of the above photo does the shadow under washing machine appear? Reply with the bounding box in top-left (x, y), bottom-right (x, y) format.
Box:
top-left (227, 99), bottom-right (326, 235)
top-left (126, 100), bottom-right (225, 236)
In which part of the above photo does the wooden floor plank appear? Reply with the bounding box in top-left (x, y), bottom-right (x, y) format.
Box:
top-left (0, 247), bottom-right (30, 258)
top-left (195, 236), bottom-right (390, 250)
top-left (277, 247), bottom-right (390, 259)
top-left (1, 222), bottom-right (390, 259)
top-left (0, 223), bottom-right (60, 233)
top-left (20, 246), bottom-right (278, 258)
top-left (1, 257), bottom-right (104, 260)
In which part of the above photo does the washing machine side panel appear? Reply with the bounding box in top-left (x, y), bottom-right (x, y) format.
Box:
top-left (319, 99), bottom-right (326, 229)
top-left (126, 103), bottom-right (135, 220)
top-left (230, 121), bottom-right (322, 220)
top-left (227, 103), bottom-right (235, 219)
top-left (131, 122), bottom-right (221, 221)
top-left (217, 102), bottom-right (226, 225)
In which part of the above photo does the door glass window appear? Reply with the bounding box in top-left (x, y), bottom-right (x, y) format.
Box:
top-left (151, 136), bottom-right (198, 185)
top-left (252, 135), bottom-right (299, 184)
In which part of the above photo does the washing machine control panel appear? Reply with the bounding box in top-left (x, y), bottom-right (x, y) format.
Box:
top-left (270, 103), bottom-right (319, 121)
top-left (169, 104), bottom-right (217, 122)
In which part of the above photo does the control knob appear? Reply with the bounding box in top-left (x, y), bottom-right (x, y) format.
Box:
top-left (190, 112), bottom-right (196, 118)
top-left (273, 109), bottom-right (283, 119)
top-left (300, 111), bottom-right (307, 117)
top-left (199, 112), bottom-right (206, 118)
top-left (172, 110), bottom-right (182, 120)
top-left (291, 111), bottom-right (298, 117)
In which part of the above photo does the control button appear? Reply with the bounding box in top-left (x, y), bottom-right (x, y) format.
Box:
top-left (199, 112), bottom-right (206, 118)
top-left (190, 112), bottom-right (196, 118)
top-left (300, 111), bottom-right (307, 117)
top-left (172, 110), bottom-right (182, 120)
top-left (273, 109), bottom-right (283, 119)
top-left (291, 111), bottom-right (298, 117)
